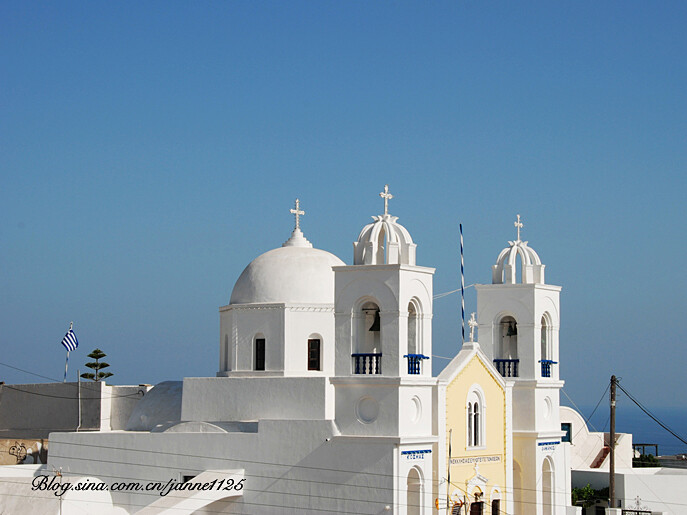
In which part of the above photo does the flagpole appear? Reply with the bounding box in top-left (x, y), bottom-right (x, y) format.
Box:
top-left (460, 224), bottom-right (465, 346)
top-left (63, 351), bottom-right (69, 383)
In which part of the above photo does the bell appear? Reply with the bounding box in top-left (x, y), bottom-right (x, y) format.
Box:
top-left (506, 321), bottom-right (517, 337)
top-left (368, 310), bottom-right (381, 332)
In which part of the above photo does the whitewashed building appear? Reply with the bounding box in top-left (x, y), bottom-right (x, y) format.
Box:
top-left (0, 189), bottom-right (584, 515)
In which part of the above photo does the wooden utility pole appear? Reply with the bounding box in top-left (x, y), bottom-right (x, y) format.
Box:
top-left (610, 375), bottom-right (617, 508)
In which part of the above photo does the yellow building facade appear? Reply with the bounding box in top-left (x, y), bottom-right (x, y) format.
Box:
top-left (436, 339), bottom-right (513, 515)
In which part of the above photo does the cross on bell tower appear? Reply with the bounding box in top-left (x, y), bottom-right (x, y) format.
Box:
top-left (379, 184), bottom-right (393, 216)
top-left (514, 214), bottom-right (523, 242)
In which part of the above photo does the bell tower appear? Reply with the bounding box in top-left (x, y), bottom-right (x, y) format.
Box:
top-left (476, 215), bottom-right (570, 515)
top-left (331, 186), bottom-right (436, 515)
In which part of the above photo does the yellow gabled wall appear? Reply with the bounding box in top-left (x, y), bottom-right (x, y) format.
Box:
top-left (445, 354), bottom-right (507, 512)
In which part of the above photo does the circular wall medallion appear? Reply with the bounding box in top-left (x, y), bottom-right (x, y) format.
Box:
top-left (411, 396), bottom-right (422, 423)
top-left (356, 396), bottom-right (379, 424)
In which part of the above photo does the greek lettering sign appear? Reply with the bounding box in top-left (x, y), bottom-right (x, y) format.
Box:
top-left (450, 455), bottom-right (501, 465)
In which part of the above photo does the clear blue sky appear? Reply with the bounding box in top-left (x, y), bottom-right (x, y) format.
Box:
top-left (2, 2), bottom-right (686, 409)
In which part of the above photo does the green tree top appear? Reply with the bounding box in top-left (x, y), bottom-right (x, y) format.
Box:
top-left (80, 348), bottom-right (114, 382)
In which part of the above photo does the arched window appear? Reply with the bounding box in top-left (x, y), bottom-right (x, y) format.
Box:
top-left (308, 337), bottom-right (321, 371)
top-left (541, 315), bottom-right (549, 361)
top-left (473, 403), bottom-right (480, 447)
top-left (466, 387), bottom-right (485, 448)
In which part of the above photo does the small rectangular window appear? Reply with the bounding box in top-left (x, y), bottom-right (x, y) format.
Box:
top-left (308, 339), bottom-right (320, 371)
top-left (255, 338), bottom-right (265, 371)
top-left (561, 422), bottom-right (572, 443)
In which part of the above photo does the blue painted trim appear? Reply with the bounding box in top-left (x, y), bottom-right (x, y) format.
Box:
top-left (537, 441), bottom-right (560, 446)
top-left (401, 449), bottom-right (432, 455)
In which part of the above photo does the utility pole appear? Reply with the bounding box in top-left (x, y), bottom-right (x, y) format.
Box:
top-left (610, 375), bottom-right (616, 509)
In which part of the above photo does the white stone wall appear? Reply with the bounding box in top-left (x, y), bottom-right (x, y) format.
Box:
top-left (47, 420), bottom-right (406, 514)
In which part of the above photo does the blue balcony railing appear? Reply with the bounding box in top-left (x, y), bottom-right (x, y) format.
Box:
top-left (540, 359), bottom-right (557, 378)
top-left (494, 359), bottom-right (519, 378)
top-left (404, 354), bottom-right (429, 375)
top-left (352, 353), bottom-right (382, 375)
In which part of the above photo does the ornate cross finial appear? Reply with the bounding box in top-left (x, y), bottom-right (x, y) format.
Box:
top-left (468, 312), bottom-right (478, 342)
top-left (290, 198), bottom-right (305, 230)
top-left (379, 184), bottom-right (393, 216)
top-left (514, 214), bottom-right (523, 241)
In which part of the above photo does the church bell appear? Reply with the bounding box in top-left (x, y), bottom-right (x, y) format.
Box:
top-left (506, 321), bottom-right (517, 337)
top-left (368, 310), bottom-right (381, 332)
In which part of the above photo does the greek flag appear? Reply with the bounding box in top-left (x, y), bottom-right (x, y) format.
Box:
top-left (61, 329), bottom-right (78, 352)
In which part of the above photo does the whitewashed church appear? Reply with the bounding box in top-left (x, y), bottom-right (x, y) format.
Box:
top-left (0, 187), bottom-right (581, 515)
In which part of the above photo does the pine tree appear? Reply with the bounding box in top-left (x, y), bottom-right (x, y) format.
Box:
top-left (80, 348), bottom-right (114, 382)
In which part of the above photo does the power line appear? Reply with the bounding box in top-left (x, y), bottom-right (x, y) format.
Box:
top-left (616, 382), bottom-right (687, 448)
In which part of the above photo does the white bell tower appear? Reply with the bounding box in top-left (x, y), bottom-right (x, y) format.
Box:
top-left (476, 215), bottom-right (571, 515)
top-left (331, 186), bottom-right (436, 515)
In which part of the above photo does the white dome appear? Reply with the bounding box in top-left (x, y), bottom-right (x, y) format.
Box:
top-left (492, 240), bottom-right (545, 285)
top-left (230, 229), bottom-right (345, 305)
top-left (353, 214), bottom-right (417, 265)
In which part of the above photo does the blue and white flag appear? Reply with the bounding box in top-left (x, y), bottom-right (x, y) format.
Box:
top-left (61, 329), bottom-right (78, 352)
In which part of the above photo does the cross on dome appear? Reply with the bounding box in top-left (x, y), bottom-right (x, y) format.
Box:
top-left (290, 198), bottom-right (305, 230)
top-left (468, 312), bottom-right (478, 342)
top-left (514, 214), bottom-right (523, 242)
top-left (379, 184), bottom-right (393, 216)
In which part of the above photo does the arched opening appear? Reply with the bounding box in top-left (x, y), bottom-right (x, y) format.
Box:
top-left (224, 334), bottom-right (230, 371)
top-left (542, 458), bottom-right (554, 515)
top-left (469, 489), bottom-right (484, 514)
top-left (494, 316), bottom-right (518, 377)
top-left (254, 333), bottom-right (265, 371)
top-left (358, 301), bottom-right (381, 353)
top-left (406, 467), bottom-right (422, 515)
top-left (307, 334), bottom-right (321, 371)
top-left (490, 489), bottom-right (501, 515)
top-left (499, 316), bottom-right (518, 359)
top-left (466, 388), bottom-right (485, 448)
top-left (541, 315), bottom-right (549, 361)
top-left (353, 300), bottom-right (382, 374)
top-left (408, 301), bottom-right (418, 355)
top-left (513, 461), bottom-right (523, 515)
top-left (376, 225), bottom-right (388, 264)
top-left (473, 403), bottom-right (480, 447)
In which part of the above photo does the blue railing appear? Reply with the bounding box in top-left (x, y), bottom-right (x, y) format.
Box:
top-left (352, 353), bottom-right (382, 375)
top-left (494, 359), bottom-right (519, 378)
top-left (540, 359), bottom-right (557, 378)
top-left (404, 354), bottom-right (429, 375)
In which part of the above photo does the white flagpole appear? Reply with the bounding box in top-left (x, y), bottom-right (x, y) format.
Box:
top-left (460, 224), bottom-right (465, 346)
top-left (63, 351), bottom-right (69, 383)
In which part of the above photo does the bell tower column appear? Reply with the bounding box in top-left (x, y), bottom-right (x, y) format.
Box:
top-left (476, 215), bottom-right (570, 515)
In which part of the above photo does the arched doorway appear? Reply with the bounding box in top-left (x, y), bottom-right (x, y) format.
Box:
top-left (406, 467), bottom-right (422, 515)
top-left (513, 461), bottom-right (523, 515)
top-left (542, 458), bottom-right (554, 515)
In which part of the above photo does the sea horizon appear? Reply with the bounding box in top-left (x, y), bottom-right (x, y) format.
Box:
top-left (563, 403), bottom-right (687, 457)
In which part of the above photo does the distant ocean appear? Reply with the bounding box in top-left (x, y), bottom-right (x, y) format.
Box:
top-left (563, 404), bottom-right (687, 457)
